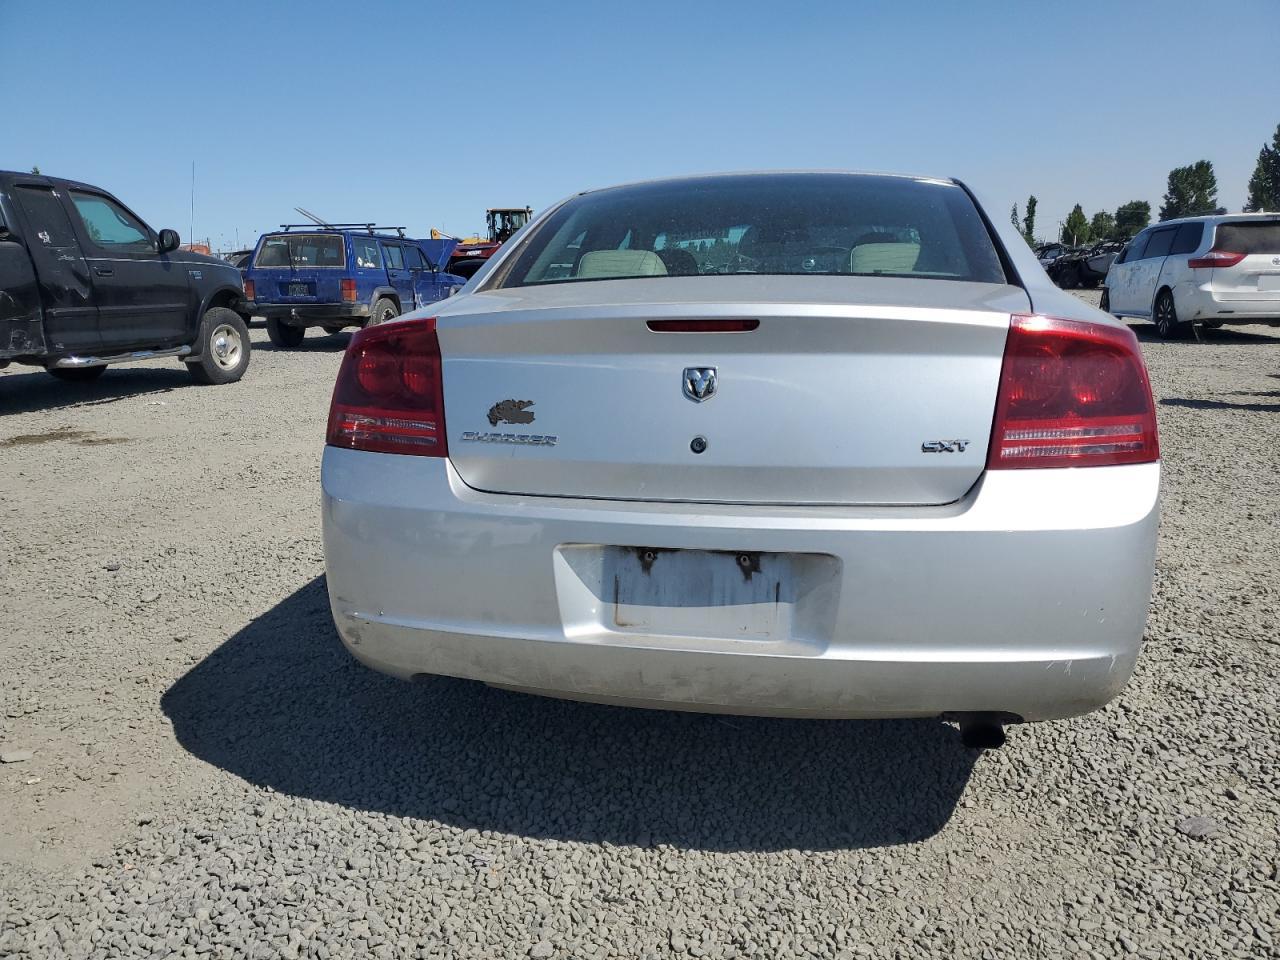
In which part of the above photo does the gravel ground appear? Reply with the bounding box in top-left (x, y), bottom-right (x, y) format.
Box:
top-left (1, 295), bottom-right (1278, 959)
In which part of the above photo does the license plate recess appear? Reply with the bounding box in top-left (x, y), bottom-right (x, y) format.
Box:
top-left (553, 545), bottom-right (841, 650)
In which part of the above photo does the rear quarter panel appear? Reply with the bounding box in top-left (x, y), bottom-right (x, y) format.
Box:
top-left (957, 183), bottom-right (1123, 329)
top-left (0, 229), bottom-right (45, 358)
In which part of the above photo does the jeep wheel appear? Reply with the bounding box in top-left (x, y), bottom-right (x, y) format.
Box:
top-left (1153, 289), bottom-right (1183, 340)
top-left (368, 297), bottom-right (399, 326)
top-left (188, 308), bottom-right (251, 385)
top-left (267, 316), bottom-right (306, 348)
top-left (47, 366), bottom-right (107, 383)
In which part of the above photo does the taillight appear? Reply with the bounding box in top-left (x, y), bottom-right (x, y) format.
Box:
top-left (987, 315), bottom-right (1158, 469)
top-left (1187, 250), bottom-right (1245, 269)
top-left (341, 278), bottom-right (358, 302)
top-left (326, 318), bottom-right (447, 457)
top-left (243, 279), bottom-right (255, 300)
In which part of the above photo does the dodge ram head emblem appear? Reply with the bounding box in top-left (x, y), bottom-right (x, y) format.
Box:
top-left (682, 367), bottom-right (717, 402)
top-left (488, 399), bottom-right (535, 427)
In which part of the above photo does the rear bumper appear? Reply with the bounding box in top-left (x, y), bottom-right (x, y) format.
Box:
top-left (1176, 284), bottom-right (1280, 322)
top-left (321, 452), bottom-right (1160, 721)
top-left (246, 302), bottom-right (370, 323)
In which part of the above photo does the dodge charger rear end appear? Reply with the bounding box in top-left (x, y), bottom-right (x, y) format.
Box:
top-left (321, 173), bottom-right (1159, 744)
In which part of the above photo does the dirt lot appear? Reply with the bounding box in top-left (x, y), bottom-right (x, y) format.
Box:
top-left (2, 295), bottom-right (1278, 959)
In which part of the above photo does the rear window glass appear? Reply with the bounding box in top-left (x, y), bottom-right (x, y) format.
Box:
top-left (13, 186), bottom-right (78, 247)
top-left (494, 174), bottom-right (1006, 288)
top-left (382, 243), bottom-right (404, 270)
top-left (256, 234), bottom-right (345, 268)
top-left (1214, 221), bottom-right (1280, 254)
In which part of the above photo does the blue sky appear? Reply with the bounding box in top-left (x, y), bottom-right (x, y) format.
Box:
top-left (3, 0), bottom-right (1277, 250)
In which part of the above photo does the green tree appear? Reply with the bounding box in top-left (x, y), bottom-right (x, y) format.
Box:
top-left (1113, 201), bottom-right (1151, 239)
top-left (1010, 203), bottom-right (1019, 232)
top-left (1244, 123), bottom-right (1280, 212)
top-left (1062, 204), bottom-right (1090, 245)
top-left (1022, 195), bottom-right (1038, 245)
top-left (1159, 160), bottom-right (1219, 220)
top-left (1089, 210), bottom-right (1116, 240)
top-left (30, 165), bottom-right (40, 175)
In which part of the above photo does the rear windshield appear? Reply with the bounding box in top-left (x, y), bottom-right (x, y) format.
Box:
top-left (1214, 221), bottom-right (1280, 255)
top-left (494, 174), bottom-right (1006, 288)
top-left (255, 233), bottom-right (346, 268)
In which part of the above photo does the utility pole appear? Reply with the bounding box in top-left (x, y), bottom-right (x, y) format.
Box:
top-left (189, 161), bottom-right (195, 245)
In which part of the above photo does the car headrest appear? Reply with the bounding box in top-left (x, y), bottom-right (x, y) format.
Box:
top-left (849, 242), bottom-right (921, 274)
top-left (577, 250), bottom-right (668, 279)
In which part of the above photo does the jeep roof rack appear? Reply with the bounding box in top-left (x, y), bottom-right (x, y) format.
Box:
top-left (277, 222), bottom-right (408, 237)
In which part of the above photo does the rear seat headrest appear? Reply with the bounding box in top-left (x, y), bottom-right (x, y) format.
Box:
top-left (577, 250), bottom-right (668, 279)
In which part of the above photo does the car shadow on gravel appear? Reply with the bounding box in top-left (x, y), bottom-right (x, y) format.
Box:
top-left (254, 332), bottom-right (351, 353)
top-left (0, 367), bottom-right (189, 416)
top-left (1161, 395), bottom-right (1280, 412)
top-left (163, 578), bottom-right (977, 852)
top-left (1128, 322), bottom-right (1280, 345)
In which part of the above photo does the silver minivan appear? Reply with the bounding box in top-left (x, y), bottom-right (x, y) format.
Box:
top-left (1103, 213), bottom-right (1280, 337)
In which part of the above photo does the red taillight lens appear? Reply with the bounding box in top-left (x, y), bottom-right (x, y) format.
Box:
top-left (341, 278), bottom-right (358, 302)
top-left (1187, 250), bottom-right (1245, 269)
top-left (243, 279), bottom-right (255, 300)
top-left (326, 318), bottom-right (447, 457)
top-left (987, 315), bottom-right (1158, 469)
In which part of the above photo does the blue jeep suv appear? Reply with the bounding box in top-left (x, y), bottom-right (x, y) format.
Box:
top-left (242, 225), bottom-right (464, 347)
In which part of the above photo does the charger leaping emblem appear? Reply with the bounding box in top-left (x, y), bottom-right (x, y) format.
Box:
top-left (488, 399), bottom-right (535, 426)
top-left (683, 366), bottom-right (717, 402)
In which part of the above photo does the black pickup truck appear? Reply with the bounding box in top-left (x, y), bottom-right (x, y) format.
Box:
top-left (0, 171), bottom-right (251, 384)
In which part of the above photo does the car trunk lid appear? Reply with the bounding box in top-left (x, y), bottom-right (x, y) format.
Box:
top-left (439, 276), bottom-right (1028, 506)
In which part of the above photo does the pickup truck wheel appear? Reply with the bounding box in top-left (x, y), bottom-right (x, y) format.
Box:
top-left (188, 308), bottom-right (251, 385)
top-left (368, 298), bottom-right (399, 326)
top-left (267, 316), bottom-right (306, 348)
top-left (47, 366), bottom-right (106, 383)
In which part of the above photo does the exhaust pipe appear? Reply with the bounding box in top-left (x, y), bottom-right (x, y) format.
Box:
top-left (957, 713), bottom-right (1007, 750)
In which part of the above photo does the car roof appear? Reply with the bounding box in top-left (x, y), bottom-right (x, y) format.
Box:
top-left (1146, 212), bottom-right (1280, 228)
top-left (0, 170), bottom-right (118, 194)
top-left (572, 169), bottom-right (959, 198)
top-left (259, 229), bottom-right (411, 242)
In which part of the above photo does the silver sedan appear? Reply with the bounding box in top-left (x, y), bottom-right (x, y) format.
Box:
top-left (321, 172), bottom-right (1160, 748)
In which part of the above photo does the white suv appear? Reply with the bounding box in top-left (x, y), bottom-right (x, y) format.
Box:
top-left (1103, 213), bottom-right (1280, 338)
